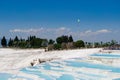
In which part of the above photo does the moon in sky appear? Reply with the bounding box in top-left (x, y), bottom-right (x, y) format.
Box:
top-left (77, 19), bottom-right (80, 23)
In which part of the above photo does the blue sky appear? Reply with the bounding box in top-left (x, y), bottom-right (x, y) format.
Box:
top-left (0, 0), bottom-right (120, 41)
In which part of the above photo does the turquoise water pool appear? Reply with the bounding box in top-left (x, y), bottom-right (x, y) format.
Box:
top-left (0, 73), bottom-right (32, 80)
top-left (91, 53), bottom-right (120, 58)
top-left (21, 56), bottom-right (120, 80)
top-left (0, 73), bottom-right (12, 80)
top-left (1, 53), bottom-right (120, 80)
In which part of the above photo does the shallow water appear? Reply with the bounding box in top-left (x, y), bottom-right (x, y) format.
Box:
top-left (1, 53), bottom-right (120, 80)
top-left (91, 53), bottom-right (120, 58)
top-left (20, 54), bottom-right (120, 80)
top-left (0, 73), bottom-right (33, 80)
top-left (0, 73), bottom-right (12, 80)
top-left (21, 61), bottom-right (120, 80)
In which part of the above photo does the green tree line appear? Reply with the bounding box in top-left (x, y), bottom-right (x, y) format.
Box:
top-left (1, 35), bottom-right (119, 50)
top-left (1, 36), bottom-right (48, 48)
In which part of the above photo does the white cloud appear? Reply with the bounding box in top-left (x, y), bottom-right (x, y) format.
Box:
top-left (55, 27), bottom-right (70, 36)
top-left (9, 28), bottom-right (111, 40)
top-left (9, 27), bottom-right (71, 39)
top-left (10, 28), bottom-right (44, 33)
top-left (10, 27), bottom-right (70, 33)
top-left (84, 30), bottom-right (92, 34)
top-left (79, 29), bottom-right (111, 37)
top-left (96, 29), bottom-right (111, 33)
